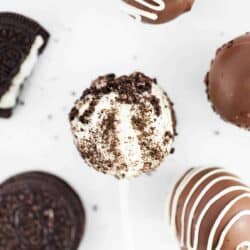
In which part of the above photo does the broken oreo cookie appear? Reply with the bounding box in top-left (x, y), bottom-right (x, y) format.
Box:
top-left (0, 12), bottom-right (49, 118)
top-left (0, 171), bottom-right (85, 250)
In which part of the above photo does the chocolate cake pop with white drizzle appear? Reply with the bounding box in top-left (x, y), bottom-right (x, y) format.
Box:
top-left (69, 72), bottom-right (176, 179)
top-left (121, 0), bottom-right (195, 24)
top-left (169, 167), bottom-right (250, 250)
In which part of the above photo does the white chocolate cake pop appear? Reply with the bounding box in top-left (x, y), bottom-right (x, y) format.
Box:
top-left (69, 72), bottom-right (176, 179)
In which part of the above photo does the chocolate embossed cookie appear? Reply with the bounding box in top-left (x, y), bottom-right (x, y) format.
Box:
top-left (0, 172), bottom-right (85, 250)
top-left (0, 12), bottom-right (49, 118)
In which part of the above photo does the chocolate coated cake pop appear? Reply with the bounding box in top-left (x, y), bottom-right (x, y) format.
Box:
top-left (169, 167), bottom-right (250, 250)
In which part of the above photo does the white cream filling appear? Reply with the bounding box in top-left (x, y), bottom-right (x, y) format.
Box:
top-left (0, 35), bottom-right (44, 109)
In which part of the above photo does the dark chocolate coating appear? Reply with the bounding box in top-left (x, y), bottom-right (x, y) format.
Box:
top-left (123, 0), bottom-right (195, 24)
top-left (206, 33), bottom-right (250, 129)
top-left (0, 12), bottom-right (49, 118)
top-left (0, 172), bottom-right (85, 250)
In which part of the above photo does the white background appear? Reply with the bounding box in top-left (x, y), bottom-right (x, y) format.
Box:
top-left (1, 1), bottom-right (250, 249)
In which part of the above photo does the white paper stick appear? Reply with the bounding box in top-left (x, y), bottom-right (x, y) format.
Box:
top-left (119, 180), bottom-right (135, 250)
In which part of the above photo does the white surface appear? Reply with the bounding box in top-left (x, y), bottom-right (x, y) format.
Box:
top-left (1, 1), bottom-right (250, 249)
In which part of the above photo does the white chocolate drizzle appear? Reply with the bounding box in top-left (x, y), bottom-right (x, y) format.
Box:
top-left (170, 168), bottom-right (204, 234)
top-left (194, 187), bottom-right (250, 250)
top-left (236, 242), bottom-right (250, 250)
top-left (181, 169), bottom-right (228, 246)
top-left (215, 211), bottom-right (250, 250)
top-left (121, 0), bottom-right (166, 21)
top-left (169, 167), bottom-right (250, 250)
top-left (207, 195), bottom-right (250, 250)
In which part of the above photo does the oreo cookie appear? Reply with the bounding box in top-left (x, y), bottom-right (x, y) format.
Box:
top-left (0, 171), bottom-right (85, 250)
top-left (0, 12), bottom-right (49, 118)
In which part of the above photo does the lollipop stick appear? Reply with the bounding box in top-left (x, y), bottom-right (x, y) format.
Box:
top-left (119, 180), bottom-right (134, 250)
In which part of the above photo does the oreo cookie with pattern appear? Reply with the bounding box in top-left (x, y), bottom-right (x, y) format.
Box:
top-left (0, 12), bottom-right (49, 118)
top-left (0, 171), bottom-right (85, 250)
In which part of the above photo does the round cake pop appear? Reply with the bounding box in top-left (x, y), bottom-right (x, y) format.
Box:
top-left (169, 167), bottom-right (250, 250)
top-left (69, 72), bottom-right (176, 179)
top-left (206, 33), bottom-right (250, 129)
top-left (121, 0), bottom-right (195, 24)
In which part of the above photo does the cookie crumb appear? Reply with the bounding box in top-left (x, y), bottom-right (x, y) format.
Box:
top-left (18, 100), bottom-right (25, 106)
top-left (92, 205), bottom-right (98, 212)
top-left (213, 130), bottom-right (220, 136)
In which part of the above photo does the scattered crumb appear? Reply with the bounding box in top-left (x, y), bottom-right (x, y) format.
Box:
top-left (47, 114), bottom-right (53, 120)
top-left (213, 130), bottom-right (220, 136)
top-left (53, 135), bottom-right (59, 141)
top-left (18, 100), bottom-right (25, 106)
top-left (92, 205), bottom-right (98, 212)
top-left (53, 38), bottom-right (60, 43)
top-left (170, 148), bottom-right (175, 154)
top-left (132, 55), bottom-right (138, 61)
top-left (71, 91), bottom-right (77, 97)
